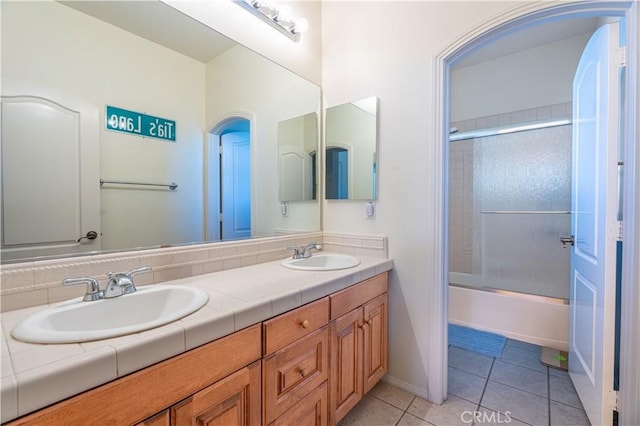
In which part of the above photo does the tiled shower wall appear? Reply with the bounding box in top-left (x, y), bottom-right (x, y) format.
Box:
top-left (450, 102), bottom-right (572, 134)
top-left (448, 102), bottom-right (572, 274)
top-left (0, 232), bottom-right (387, 312)
top-left (449, 141), bottom-right (474, 274)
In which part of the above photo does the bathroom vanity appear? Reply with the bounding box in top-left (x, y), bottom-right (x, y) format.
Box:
top-left (1, 257), bottom-right (391, 425)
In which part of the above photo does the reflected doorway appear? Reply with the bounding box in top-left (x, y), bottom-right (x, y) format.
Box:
top-left (208, 117), bottom-right (251, 241)
top-left (326, 147), bottom-right (349, 199)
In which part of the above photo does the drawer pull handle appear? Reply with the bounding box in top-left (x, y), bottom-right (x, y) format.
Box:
top-left (297, 368), bottom-right (308, 377)
top-left (300, 320), bottom-right (310, 329)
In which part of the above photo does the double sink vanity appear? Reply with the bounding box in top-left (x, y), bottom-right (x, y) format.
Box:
top-left (1, 250), bottom-right (393, 425)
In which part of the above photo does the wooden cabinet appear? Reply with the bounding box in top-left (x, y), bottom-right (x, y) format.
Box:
top-left (263, 298), bottom-right (329, 354)
top-left (137, 410), bottom-right (170, 426)
top-left (329, 273), bottom-right (388, 425)
top-left (263, 298), bottom-right (330, 425)
top-left (271, 382), bottom-right (328, 426)
top-left (330, 308), bottom-right (363, 422)
top-left (171, 361), bottom-right (261, 426)
top-left (9, 325), bottom-right (262, 426)
top-left (362, 293), bottom-right (388, 394)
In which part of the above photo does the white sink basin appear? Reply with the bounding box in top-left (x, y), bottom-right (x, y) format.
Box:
top-left (11, 285), bottom-right (209, 344)
top-left (281, 253), bottom-right (360, 271)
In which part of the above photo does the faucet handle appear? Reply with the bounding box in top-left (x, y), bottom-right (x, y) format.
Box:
top-left (126, 266), bottom-right (152, 277)
top-left (287, 246), bottom-right (302, 259)
top-left (63, 277), bottom-right (103, 302)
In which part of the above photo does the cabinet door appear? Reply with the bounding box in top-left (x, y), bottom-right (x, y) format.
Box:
top-left (271, 382), bottom-right (328, 426)
top-left (172, 361), bottom-right (261, 426)
top-left (263, 326), bottom-right (329, 424)
top-left (137, 409), bottom-right (170, 426)
top-left (362, 293), bottom-right (388, 394)
top-left (330, 308), bottom-right (363, 424)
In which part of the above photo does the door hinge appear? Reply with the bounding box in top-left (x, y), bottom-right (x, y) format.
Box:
top-left (219, 213), bottom-right (223, 222)
top-left (218, 144), bottom-right (223, 155)
top-left (614, 47), bottom-right (626, 68)
top-left (606, 389), bottom-right (619, 412)
top-left (617, 221), bottom-right (623, 242)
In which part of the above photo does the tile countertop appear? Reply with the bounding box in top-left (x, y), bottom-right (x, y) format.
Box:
top-left (0, 254), bottom-right (393, 423)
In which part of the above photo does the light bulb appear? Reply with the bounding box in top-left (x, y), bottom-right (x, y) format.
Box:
top-left (277, 5), bottom-right (293, 22)
top-left (257, 2), bottom-right (277, 18)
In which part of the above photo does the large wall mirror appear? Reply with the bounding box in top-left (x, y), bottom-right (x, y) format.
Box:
top-left (325, 96), bottom-right (378, 200)
top-left (0, 0), bottom-right (321, 263)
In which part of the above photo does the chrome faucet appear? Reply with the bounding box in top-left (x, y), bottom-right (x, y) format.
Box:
top-left (301, 242), bottom-right (322, 258)
top-left (287, 242), bottom-right (322, 259)
top-left (63, 277), bottom-right (103, 301)
top-left (103, 266), bottom-right (152, 298)
top-left (62, 266), bottom-right (152, 301)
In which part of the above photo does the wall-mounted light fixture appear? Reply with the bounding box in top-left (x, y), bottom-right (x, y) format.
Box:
top-left (234, 0), bottom-right (308, 42)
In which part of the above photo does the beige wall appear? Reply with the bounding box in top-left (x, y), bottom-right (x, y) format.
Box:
top-left (450, 33), bottom-right (591, 122)
top-left (321, 0), bottom-right (530, 399)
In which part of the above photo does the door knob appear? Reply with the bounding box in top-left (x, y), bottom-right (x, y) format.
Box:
top-left (77, 231), bottom-right (98, 242)
top-left (560, 236), bottom-right (574, 248)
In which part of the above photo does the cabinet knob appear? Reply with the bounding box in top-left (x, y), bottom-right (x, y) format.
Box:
top-left (300, 319), bottom-right (310, 329)
top-left (297, 367), bottom-right (308, 377)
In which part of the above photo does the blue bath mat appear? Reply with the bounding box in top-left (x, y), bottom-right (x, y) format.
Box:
top-left (448, 324), bottom-right (506, 358)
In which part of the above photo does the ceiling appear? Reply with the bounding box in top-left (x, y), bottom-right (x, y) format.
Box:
top-left (453, 17), bottom-right (602, 69)
top-left (60, 0), bottom-right (236, 63)
top-left (61, 1), bottom-right (602, 73)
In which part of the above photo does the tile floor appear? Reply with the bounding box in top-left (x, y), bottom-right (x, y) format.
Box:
top-left (339, 339), bottom-right (590, 426)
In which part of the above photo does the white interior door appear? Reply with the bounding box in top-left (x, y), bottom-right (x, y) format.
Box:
top-left (569, 21), bottom-right (621, 425)
top-left (221, 131), bottom-right (251, 240)
top-left (279, 145), bottom-right (312, 201)
top-left (1, 81), bottom-right (100, 260)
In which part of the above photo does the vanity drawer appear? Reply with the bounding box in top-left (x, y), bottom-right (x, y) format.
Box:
top-left (263, 297), bottom-right (329, 355)
top-left (263, 326), bottom-right (329, 424)
top-left (330, 272), bottom-right (388, 320)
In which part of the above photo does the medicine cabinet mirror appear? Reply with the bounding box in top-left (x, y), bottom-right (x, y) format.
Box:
top-left (325, 96), bottom-right (378, 200)
top-left (278, 113), bottom-right (319, 202)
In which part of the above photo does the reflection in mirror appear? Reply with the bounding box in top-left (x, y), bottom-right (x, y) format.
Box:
top-left (278, 113), bottom-right (318, 202)
top-left (0, 0), bottom-right (321, 263)
top-left (325, 96), bottom-right (378, 200)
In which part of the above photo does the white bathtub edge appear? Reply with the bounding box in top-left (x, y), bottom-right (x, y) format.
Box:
top-left (448, 284), bottom-right (569, 352)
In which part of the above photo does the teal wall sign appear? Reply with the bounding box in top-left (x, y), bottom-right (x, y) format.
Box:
top-left (106, 106), bottom-right (176, 142)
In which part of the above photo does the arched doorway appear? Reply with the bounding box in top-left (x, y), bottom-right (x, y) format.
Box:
top-left (432, 2), bottom-right (638, 423)
top-left (207, 116), bottom-right (252, 241)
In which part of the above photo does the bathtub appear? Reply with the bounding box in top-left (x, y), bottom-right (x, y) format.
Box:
top-left (448, 272), bottom-right (569, 351)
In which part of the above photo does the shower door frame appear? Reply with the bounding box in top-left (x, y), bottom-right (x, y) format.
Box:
top-left (432, 2), bottom-right (639, 423)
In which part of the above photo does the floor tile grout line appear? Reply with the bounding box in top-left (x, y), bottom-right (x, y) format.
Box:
top-left (393, 395), bottom-right (417, 426)
top-left (485, 376), bottom-right (551, 400)
top-left (369, 391), bottom-right (415, 413)
top-left (448, 363), bottom-right (492, 381)
top-left (475, 356), bottom-right (496, 419)
top-left (497, 357), bottom-right (549, 374)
